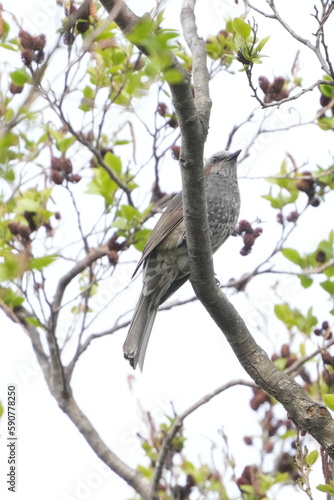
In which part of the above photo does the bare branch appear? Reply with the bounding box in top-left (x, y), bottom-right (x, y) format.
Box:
top-left (0, 301), bottom-right (50, 377)
top-left (246, 0), bottom-right (332, 76)
top-left (151, 380), bottom-right (254, 497)
top-left (60, 395), bottom-right (151, 500)
top-left (247, 74), bottom-right (333, 109)
top-left (286, 337), bottom-right (334, 376)
top-left (50, 244), bottom-right (109, 331)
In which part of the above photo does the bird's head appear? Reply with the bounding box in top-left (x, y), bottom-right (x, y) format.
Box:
top-left (205, 150), bottom-right (241, 179)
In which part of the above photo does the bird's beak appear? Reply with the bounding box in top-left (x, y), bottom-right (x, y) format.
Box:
top-left (228, 149), bottom-right (242, 161)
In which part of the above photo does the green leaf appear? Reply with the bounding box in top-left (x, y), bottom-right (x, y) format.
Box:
top-left (133, 229), bottom-right (151, 252)
top-left (262, 187), bottom-right (298, 209)
top-left (299, 275), bottom-right (313, 288)
top-left (0, 42), bottom-right (17, 51)
top-left (114, 139), bottom-right (130, 146)
top-left (279, 429), bottom-right (297, 440)
top-left (274, 304), bottom-right (295, 328)
top-left (317, 484), bottom-right (334, 494)
top-left (320, 280), bottom-right (334, 295)
top-left (29, 255), bottom-right (57, 271)
top-left (83, 85), bottom-right (95, 99)
top-left (10, 68), bottom-right (31, 86)
top-left (274, 304), bottom-right (317, 334)
top-left (0, 253), bottom-right (28, 282)
top-left (324, 394), bottom-right (334, 411)
top-left (273, 357), bottom-right (287, 371)
top-left (164, 68), bottom-right (184, 84)
top-left (299, 342), bottom-right (306, 357)
top-left (255, 35), bottom-right (270, 52)
top-left (0, 287), bottom-right (24, 308)
top-left (119, 204), bottom-right (139, 221)
top-left (86, 166), bottom-right (117, 207)
top-left (319, 78), bottom-right (334, 98)
top-left (240, 485), bottom-right (255, 495)
top-left (318, 116), bottom-right (334, 131)
top-left (306, 450), bottom-right (318, 466)
top-left (58, 136), bottom-right (76, 154)
top-left (324, 266), bottom-right (334, 278)
top-left (281, 248), bottom-right (302, 266)
top-left (16, 198), bottom-right (40, 212)
top-left (25, 317), bottom-right (44, 328)
top-left (137, 464), bottom-right (154, 479)
top-left (104, 152), bottom-right (122, 174)
top-left (0, 402), bottom-right (3, 418)
top-left (112, 217), bottom-right (128, 230)
top-left (232, 18), bottom-right (251, 39)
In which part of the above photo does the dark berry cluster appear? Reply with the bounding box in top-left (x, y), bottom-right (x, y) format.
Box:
top-left (249, 386), bottom-right (270, 411)
top-left (236, 466), bottom-right (265, 497)
top-left (9, 83), bottom-right (24, 95)
top-left (19, 30), bottom-right (46, 66)
top-left (50, 157), bottom-right (81, 185)
top-left (7, 207), bottom-right (61, 244)
top-left (171, 145), bottom-right (180, 160)
top-left (277, 210), bottom-right (299, 225)
top-left (106, 234), bottom-right (128, 267)
top-left (243, 386), bottom-right (299, 484)
top-left (8, 221), bottom-right (31, 244)
top-left (314, 320), bottom-right (332, 339)
top-left (319, 93), bottom-right (334, 117)
top-left (233, 219), bottom-right (263, 256)
top-left (258, 76), bottom-right (289, 103)
top-left (296, 171), bottom-right (320, 207)
top-left (156, 102), bottom-right (179, 129)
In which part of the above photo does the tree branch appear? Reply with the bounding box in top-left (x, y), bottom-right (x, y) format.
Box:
top-left (151, 380), bottom-right (254, 497)
top-left (177, 0), bottom-right (334, 461)
top-left (97, 0), bottom-right (334, 460)
top-left (246, 0), bottom-right (332, 76)
top-left (50, 244), bottom-right (109, 333)
top-left (60, 395), bottom-right (151, 499)
top-left (0, 301), bottom-right (50, 379)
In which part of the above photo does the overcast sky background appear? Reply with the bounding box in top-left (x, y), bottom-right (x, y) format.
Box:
top-left (0, 1), bottom-right (334, 499)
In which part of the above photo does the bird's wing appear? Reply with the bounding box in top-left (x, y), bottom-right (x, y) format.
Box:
top-left (132, 192), bottom-right (184, 277)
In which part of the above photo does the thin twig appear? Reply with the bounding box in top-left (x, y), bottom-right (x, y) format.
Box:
top-left (151, 380), bottom-right (254, 497)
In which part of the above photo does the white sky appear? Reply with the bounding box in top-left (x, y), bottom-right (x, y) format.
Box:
top-left (0, 1), bottom-right (334, 499)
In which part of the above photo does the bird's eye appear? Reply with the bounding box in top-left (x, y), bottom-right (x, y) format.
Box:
top-left (212, 156), bottom-right (218, 163)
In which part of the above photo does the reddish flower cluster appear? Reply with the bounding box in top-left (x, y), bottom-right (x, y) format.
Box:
top-left (296, 171), bottom-right (320, 207)
top-left (19, 30), bottom-right (46, 66)
top-left (277, 210), bottom-right (300, 225)
top-left (258, 76), bottom-right (289, 103)
top-left (106, 234), bottom-right (128, 267)
top-left (314, 320), bottom-right (332, 339)
top-left (233, 219), bottom-right (263, 256)
top-left (171, 145), bottom-right (180, 160)
top-left (50, 157), bottom-right (81, 185)
top-left (8, 221), bottom-right (31, 243)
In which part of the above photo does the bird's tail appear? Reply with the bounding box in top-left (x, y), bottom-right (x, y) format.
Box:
top-left (123, 293), bottom-right (158, 371)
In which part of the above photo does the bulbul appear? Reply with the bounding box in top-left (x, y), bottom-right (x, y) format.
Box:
top-left (123, 150), bottom-right (241, 370)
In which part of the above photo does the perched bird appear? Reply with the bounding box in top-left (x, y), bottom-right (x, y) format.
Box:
top-left (123, 150), bottom-right (241, 370)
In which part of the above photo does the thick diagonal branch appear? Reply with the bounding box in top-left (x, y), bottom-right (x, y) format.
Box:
top-left (60, 395), bottom-right (151, 499)
top-left (178, 0), bottom-right (334, 460)
top-left (98, 0), bottom-right (334, 462)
